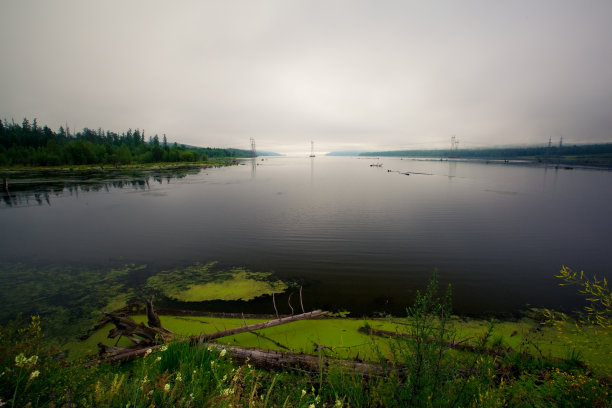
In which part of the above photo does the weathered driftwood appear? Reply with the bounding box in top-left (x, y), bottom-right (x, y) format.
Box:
top-left (105, 313), bottom-right (173, 344)
top-left (359, 326), bottom-right (512, 356)
top-left (249, 331), bottom-right (290, 350)
top-left (79, 303), bottom-right (142, 340)
top-left (100, 310), bottom-right (328, 363)
top-left (215, 344), bottom-right (386, 376)
top-left (192, 310), bottom-right (328, 343)
top-left (98, 342), bottom-right (148, 356)
top-left (102, 341), bottom-right (387, 377)
top-left (155, 309), bottom-right (279, 319)
top-left (146, 297), bottom-right (163, 329)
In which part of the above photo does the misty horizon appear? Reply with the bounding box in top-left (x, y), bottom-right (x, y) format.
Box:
top-left (2, 1), bottom-right (612, 155)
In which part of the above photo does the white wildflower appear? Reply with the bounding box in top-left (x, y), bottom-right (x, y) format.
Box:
top-left (14, 353), bottom-right (27, 367)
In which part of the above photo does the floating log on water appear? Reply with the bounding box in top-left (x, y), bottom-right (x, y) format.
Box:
top-left (249, 331), bottom-right (290, 350)
top-left (193, 310), bottom-right (328, 343)
top-left (105, 313), bottom-right (173, 345)
top-left (99, 310), bottom-right (328, 363)
top-left (359, 326), bottom-right (513, 357)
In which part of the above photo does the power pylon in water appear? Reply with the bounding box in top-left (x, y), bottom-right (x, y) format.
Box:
top-left (450, 135), bottom-right (459, 158)
top-left (250, 138), bottom-right (257, 158)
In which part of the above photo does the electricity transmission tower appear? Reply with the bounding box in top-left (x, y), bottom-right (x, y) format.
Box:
top-left (250, 138), bottom-right (257, 158)
top-left (450, 136), bottom-right (459, 158)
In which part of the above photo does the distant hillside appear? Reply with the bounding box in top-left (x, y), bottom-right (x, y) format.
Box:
top-left (326, 151), bottom-right (367, 156)
top-left (255, 151), bottom-right (283, 156)
top-left (360, 143), bottom-right (612, 164)
top-left (183, 146), bottom-right (282, 157)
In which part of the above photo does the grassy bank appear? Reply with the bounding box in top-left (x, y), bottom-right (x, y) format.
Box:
top-left (0, 158), bottom-right (238, 174)
top-left (3, 311), bottom-right (611, 407)
top-left (2, 271), bottom-right (611, 406)
top-left (70, 313), bottom-right (612, 376)
top-left (0, 278), bottom-right (612, 408)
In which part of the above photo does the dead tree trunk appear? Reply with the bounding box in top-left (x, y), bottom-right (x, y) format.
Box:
top-left (104, 314), bottom-right (173, 346)
top-left (146, 297), bottom-right (163, 329)
top-left (358, 326), bottom-right (511, 356)
top-left (215, 344), bottom-right (385, 376)
top-left (100, 310), bottom-right (328, 363)
top-left (101, 341), bottom-right (387, 377)
top-left (192, 310), bottom-right (328, 343)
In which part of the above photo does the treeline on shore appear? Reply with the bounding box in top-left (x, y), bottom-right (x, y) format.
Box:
top-left (360, 143), bottom-right (612, 160)
top-left (0, 117), bottom-right (252, 167)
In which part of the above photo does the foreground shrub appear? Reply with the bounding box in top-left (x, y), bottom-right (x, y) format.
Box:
top-left (1, 274), bottom-right (611, 407)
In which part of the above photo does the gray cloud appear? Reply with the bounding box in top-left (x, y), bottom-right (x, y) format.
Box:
top-left (1, 0), bottom-right (611, 154)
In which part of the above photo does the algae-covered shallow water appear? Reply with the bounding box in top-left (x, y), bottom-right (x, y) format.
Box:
top-left (72, 313), bottom-right (612, 376)
top-left (1, 157), bottom-right (611, 326)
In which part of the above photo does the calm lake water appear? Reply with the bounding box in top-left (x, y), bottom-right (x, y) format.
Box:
top-left (1, 157), bottom-right (611, 317)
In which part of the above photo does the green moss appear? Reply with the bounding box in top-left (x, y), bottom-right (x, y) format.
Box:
top-left (146, 264), bottom-right (288, 302)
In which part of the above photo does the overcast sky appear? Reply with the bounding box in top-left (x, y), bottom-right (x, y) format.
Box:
top-left (1, 1), bottom-right (611, 154)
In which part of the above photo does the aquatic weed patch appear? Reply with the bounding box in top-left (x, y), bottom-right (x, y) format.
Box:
top-left (0, 262), bottom-right (140, 340)
top-left (146, 262), bottom-right (289, 302)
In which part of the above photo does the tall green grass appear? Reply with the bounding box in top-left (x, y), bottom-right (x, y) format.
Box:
top-left (1, 276), bottom-right (611, 407)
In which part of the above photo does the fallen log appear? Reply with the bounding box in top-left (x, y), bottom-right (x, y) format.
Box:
top-left (215, 344), bottom-right (385, 377)
top-left (79, 303), bottom-right (143, 340)
top-left (359, 326), bottom-right (512, 356)
top-left (146, 297), bottom-right (163, 329)
top-left (249, 331), bottom-right (290, 350)
top-left (100, 310), bottom-right (328, 363)
top-left (105, 313), bottom-right (173, 344)
top-left (102, 341), bottom-right (388, 377)
top-left (192, 310), bottom-right (329, 343)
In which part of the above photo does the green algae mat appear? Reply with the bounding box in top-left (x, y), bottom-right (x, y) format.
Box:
top-left (145, 262), bottom-right (288, 302)
top-left (74, 314), bottom-right (612, 375)
top-left (0, 261), bottom-right (290, 341)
